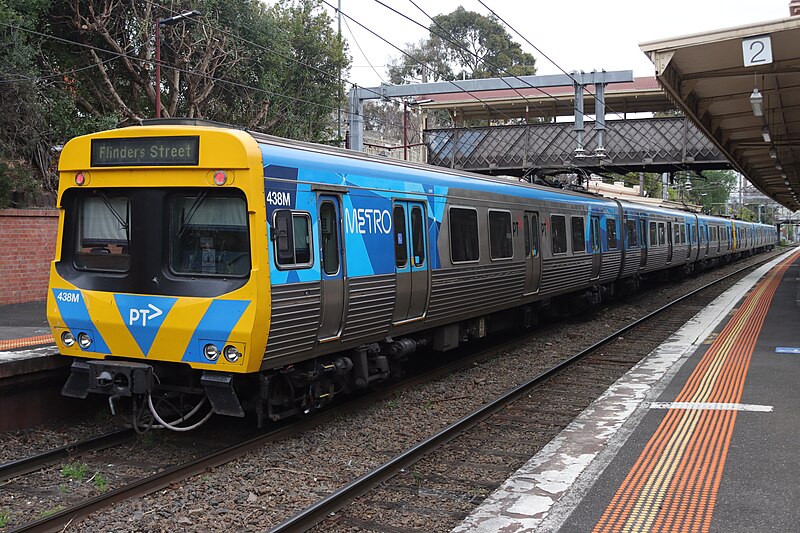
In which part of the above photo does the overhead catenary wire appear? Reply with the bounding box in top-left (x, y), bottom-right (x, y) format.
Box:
top-left (319, 0), bottom-right (519, 124)
top-left (397, 0), bottom-right (693, 178)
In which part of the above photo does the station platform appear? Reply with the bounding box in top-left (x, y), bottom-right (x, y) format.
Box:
top-left (456, 248), bottom-right (800, 533)
top-left (0, 300), bottom-right (59, 378)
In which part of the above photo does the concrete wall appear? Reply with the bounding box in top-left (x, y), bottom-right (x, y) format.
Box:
top-left (0, 209), bottom-right (58, 305)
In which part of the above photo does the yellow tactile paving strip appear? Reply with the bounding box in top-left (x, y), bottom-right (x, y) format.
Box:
top-left (0, 334), bottom-right (54, 351)
top-left (593, 251), bottom-right (797, 533)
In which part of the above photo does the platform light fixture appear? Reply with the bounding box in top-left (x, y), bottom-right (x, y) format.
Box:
top-left (750, 88), bottom-right (764, 117)
top-left (769, 146), bottom-right (777, 160)
top-left (761, 126), bottom-right (771, 142)
top-left (776, 163), bottom-right (783, 171)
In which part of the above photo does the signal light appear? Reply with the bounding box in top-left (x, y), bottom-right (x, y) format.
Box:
top-left (75, 172), bottom-right (86, 186)
top-left (213, 171), bottom-right (227, 186)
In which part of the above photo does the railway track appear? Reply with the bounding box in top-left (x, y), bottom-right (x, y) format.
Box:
top-left (268, 254), bottom-right (781, 533)
top-left (1, 252), bottom-right (783, 532)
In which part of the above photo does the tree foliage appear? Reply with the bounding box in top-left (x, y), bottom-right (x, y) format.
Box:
top-left (388, 7), bottom-right (536, 84)
top-left (0, 0), bottom-right (348, 205)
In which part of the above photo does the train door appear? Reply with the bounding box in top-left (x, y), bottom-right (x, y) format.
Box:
top-left (639, 218), bottom-right (647, 269)
top-left (666, 221), bottom-right (673, 263)
top-left (590, 215), bottom-right (601, 280)
top-left (317, 195), bottom-right (345, 340)
top-left (685, 222), bottom-right (691, 260)
top-left (392, 200), bottom-right (429, 322)
top-left (523, 211), bottom-right (542, 294)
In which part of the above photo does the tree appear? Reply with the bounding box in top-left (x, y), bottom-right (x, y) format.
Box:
top-left (387, 7), bottom-right (536, 85)
top-left (685, 170), bottom-right (736, 214)
top-left (0, 0), bottom-right (349, 204)
top-left (48, 0), bottom-right (347, 139)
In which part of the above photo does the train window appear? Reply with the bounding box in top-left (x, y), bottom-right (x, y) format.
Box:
top-left (673, 224), bottom-right (680, 245)
top-left (590, 217), bottom-right (600, 253)
top-left (489, 210), bottom-right (513, 260)
top-left (411, 206), bottom-right (425, 266)
top-left (551, 215), bottom-right (567, 254)
top-left (450, 207), bottom-right (479, 263)
top-left (607, 219), bottom-right (618, 250)
top-left (74, 194), bottom-right (131, 272)
top-left (319, 202), bottom-right (339, 275)
top-left (658, 223), bottom-right (666, 246)
top-left (571, 217), bottom-right (585, 253)
top-left (172, 195), bottom-right (251, 276)
top-left (393, 205), bottom-right (407, 268)
top-left (530, 214), bottom-right (540, 257)
top-left (649, 222), bottom-right (657, 246)
top-left (624, 218), bottom-right (638, 248)
top-left (680, 224), bottom-right (686, 244)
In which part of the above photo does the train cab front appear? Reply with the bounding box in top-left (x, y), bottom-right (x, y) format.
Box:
top-left (46, 125), bottom-right (270, 430)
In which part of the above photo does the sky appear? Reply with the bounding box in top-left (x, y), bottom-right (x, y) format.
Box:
top-left (322, 0), bottom-right (793, 89)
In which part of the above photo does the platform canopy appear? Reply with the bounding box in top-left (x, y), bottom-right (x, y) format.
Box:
top-left (640, 11), bottom-right (800, 211)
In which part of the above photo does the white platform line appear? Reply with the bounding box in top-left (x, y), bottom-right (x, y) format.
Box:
top-left (649, 401), bottom-right (773, 412)
top-left (452, 249), bottom-right (795, 533)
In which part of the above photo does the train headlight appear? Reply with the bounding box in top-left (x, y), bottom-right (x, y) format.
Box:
top-left (77, 332), bottom-right (92, 349)
top-left (61, 331), bottom-right (76, 347)
top-left (223, 345), bottom-right (241, 363)
top-left (203, 343), bottom-right (220, 361)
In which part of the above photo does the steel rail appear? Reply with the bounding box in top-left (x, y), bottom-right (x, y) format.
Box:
top-left (8, 250), bottom-right (786, 533)
top-left (267, 252), bottom-right (785, 533)
top-left (0, 429), bottom-right (135, 483)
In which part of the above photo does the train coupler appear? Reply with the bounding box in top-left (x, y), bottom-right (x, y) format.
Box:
top-left (62, 359), bottom-right (154, 399)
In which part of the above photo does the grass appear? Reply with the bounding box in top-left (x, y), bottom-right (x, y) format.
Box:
top-left (0, 509), bottom-right (9, 528)
top-left (58, 484), bottom-right (70, 494)
top-left (61, 462), bottom-right (88, 481)
top-left (93, 473), bottom-right (108, 492)
top-left (39, 506), bottom-right (65, 518)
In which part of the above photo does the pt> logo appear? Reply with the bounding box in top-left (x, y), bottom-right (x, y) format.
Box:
top-left (129, 304), bottom-right (163, 327)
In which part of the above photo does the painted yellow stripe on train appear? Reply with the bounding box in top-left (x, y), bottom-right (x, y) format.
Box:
top-left (593, 251), bottom-right (798, 532)
top-left (81, 291), bottom-right (140, 357)
top-left (148, 298), bottom-right (213, 361)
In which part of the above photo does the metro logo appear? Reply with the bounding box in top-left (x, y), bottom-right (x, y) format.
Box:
top-left (344, 207), bottom-right (392, 235)
top-left (114, 295), bottom-right (177, 357)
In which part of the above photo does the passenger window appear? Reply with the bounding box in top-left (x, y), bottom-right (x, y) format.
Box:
top-left (625, 218), bottom-right (638, 248)
top-left (319, 202), bottom-right (339, 275)
top-left (411, 206), bottom-right (425, 266)
top-left (273, 209), bottom-right (312, 269)
top-left (673, 224), bottom-right (680, 244)
top-left (650, 221), bottom-right (657, 246)
top-left (489, 210), bottom-right (513, 259)
top-left (551, 215), bottom-right (567, 254)
top-left (607, 219), bottom-right (618, 250)
top-left (393, 205), bottom-right (407, 268)
top-left (658, 223), bottom-right (666, 246)
top-left (530, 214), bottom-right (540, 257)
top-left (450, 207), bottom-right (479, 263)
top-left (571, 216), bottom-right (585, 253)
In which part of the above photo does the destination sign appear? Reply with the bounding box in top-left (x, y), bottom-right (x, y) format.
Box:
top-left (91, 136), bottom-right (200, 167)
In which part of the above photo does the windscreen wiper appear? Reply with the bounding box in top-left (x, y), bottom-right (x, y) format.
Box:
top-left (97, 190), bottom-right (131, 251)
top-left (177, 191), bottom-right (208, 239)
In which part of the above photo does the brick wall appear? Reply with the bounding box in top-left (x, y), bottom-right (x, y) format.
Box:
top-left (0, 209), bottom-right (58, 305)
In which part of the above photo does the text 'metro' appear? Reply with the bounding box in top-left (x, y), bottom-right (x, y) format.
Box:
top-left (91, 136), bottom-right (200, 167)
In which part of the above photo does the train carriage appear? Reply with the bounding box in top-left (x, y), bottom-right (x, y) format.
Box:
top-left (47, 121), bottom-right (779, 429)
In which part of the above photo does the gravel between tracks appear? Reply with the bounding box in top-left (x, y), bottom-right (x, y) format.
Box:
top-left (0, 248), bottom-right (789, 532)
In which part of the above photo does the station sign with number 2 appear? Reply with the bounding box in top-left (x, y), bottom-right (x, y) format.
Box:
top-left (742, 35), bottom-right (773, 67)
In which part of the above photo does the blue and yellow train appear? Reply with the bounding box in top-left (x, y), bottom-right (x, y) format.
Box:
top-left (47, 121), bottom-right (778, 429)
